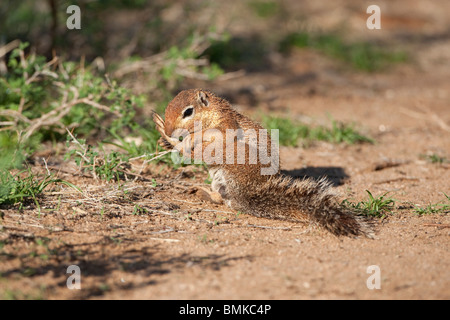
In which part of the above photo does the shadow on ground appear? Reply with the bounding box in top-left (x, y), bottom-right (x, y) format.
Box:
top-left (282, 166), bottom-right (349, 186)
top-left (0, 234), bottom-right (253, 299)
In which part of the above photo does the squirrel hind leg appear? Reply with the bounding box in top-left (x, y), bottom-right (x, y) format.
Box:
top-left (209, 168), bottom-right (229, 196)
top-left (195, 187), bottom-right (223, 204)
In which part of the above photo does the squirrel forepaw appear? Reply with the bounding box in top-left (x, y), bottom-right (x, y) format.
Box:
top-left (152, 111), bottom-right (179, 149)
top-left (158, 137), bottom-right (174, 150)
top-left (152, 112), bottom-right (166, 135)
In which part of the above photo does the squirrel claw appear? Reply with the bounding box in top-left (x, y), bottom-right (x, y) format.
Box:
top-left (158, 137), bottom-right (173, 150)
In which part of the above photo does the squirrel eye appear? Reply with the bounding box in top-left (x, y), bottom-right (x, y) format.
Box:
top-left (182, 107), bottom-right (194, 119)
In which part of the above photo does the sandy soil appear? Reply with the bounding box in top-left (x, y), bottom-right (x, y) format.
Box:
top-left (0, 0), bottom-right (449, 300)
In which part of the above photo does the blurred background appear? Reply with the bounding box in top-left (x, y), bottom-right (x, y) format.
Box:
top-left (1, 0), bottom-right (449, 168)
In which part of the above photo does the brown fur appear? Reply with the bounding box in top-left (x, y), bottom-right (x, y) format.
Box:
top-left (152, 89), bottom-right (374, 238)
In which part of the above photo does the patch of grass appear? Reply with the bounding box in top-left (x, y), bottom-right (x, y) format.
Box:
top-left (198, 234), bottom-right (214, 244)
top-left (0, 133), bottom-right (31, 171)
top-left (2, 40), bottom-right (221, 172)
top-left (2, 287), bottom-right (46, 300)
top-left (204, 34), bottom-right (268, 71)
top-left (0, 168), bottom-right (79, 209)
top-left (132, 204), bottom-right (148, 215)
top-left (34, 237), bottom-right (57, 261)
top-left (0, 42), bottom-right (149, 169)
top-left (65, 132), bottom-right (134, 182)
top-left (103, 121), bottom-right (174, 166)
top-left (420, 153), bottom-right (448, 164)
top-left (414, 194), bottom-right (450, 215)
top-left (262, 115), bottom-right (374, 147)
top-left (65, 131), bottom-right (179, 181)
top-left (262, 116), bottom-right (309, 147)
top-left (248, 1), bottom-right (280, 18)
top-left (342, 190), bottom-right (396, 218)
top-left (161, 41), bottom-right (224, 82)
top-left (280, 31), bottom-right (407, 72)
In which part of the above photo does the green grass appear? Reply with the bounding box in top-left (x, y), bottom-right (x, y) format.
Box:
top-left (342, 190), bottom-right (396, 218)
top-left (2, 288), bottom-right (46, 300)
top-left (0, 42), bottom-right (148, 169)
top-left (65, 128), bottom-right (181, 181)
top-left (1, 40), bottom-right (220, 173)
top-left (132, 204), bottom-right (148, 215)
top-left (414, 194), bottom-right (450, 215)
top-left (420, 153), bottom-right (449, 164)
top-left (0, 168), bottom-right (79, 209)
top-left (280, 31), bottom-right (407, 72)
top-left (262, 115), bottom-right (374, 147)
top-left (65, 136), bottom-right (129, 182)
top-left (204, 34), bottom-right (268, 71)
top-left (248, 1), bottom-right (280, 18)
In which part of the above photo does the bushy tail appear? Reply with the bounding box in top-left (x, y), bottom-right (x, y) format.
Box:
top-left (234, 175), bottom-right (375, 238)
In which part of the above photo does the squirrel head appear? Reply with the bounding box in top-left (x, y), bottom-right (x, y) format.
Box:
top-left (163, 89), bottom-right (228, 137)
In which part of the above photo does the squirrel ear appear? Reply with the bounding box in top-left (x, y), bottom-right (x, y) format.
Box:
top-left (197, 91), bottom-right (209, 107)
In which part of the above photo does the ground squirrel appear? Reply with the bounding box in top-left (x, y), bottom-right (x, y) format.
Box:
top-left (152, 89), bottom-right (374, 238)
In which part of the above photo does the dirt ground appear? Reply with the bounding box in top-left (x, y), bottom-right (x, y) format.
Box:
top-left (0, 0), bottom-right (449, 300)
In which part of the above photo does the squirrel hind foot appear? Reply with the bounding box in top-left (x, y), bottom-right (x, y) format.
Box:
top-left (193, 187), bottom-right (224, 204)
